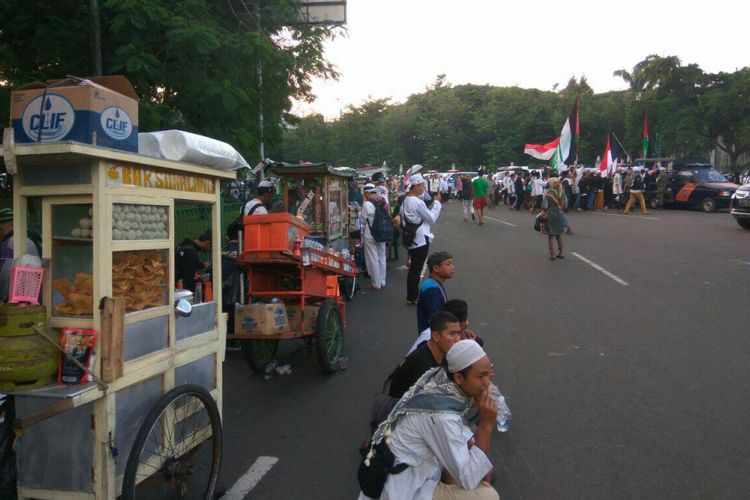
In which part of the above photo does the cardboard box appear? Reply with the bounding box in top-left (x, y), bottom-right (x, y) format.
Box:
top-left (286, 304), bottom-right (319, 333)
top-left (10, 75), bottom-right (139, 152)
top-left (235, 303), bottom-right (289, 336)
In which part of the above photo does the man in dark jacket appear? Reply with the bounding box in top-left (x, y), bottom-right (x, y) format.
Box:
top-left (513, 174), bottom-right (525, 210)
top-left (175, 230), bottom-right (212, 292)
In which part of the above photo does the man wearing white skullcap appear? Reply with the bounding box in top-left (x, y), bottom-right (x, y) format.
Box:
top-left (359, 339), bottom-right (499, 500)
top-left (242, 179), bottom-right (275, 216)
top-left (401, 172), bottom-right (442, 304)
top-left (361, 183), bottom-right (388, 290)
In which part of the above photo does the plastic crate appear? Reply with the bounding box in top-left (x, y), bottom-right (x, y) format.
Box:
top-left (243, 213), bottom-right (309, 253)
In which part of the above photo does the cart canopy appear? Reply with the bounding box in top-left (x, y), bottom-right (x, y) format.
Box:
top-left (268, 162), bottom-right (354, 178)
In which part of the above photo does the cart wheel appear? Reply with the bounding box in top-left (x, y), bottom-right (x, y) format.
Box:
top-left (241, 340), bottom-right (279, 372)
top-left (340, 275), bottom-right (357, 302)
top-left (121, 384), bottom-right (222, 500)
top-left (315, 299), bottom-right (343, 374)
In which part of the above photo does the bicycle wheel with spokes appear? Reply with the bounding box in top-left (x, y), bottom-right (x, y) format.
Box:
top-left (121, 384), bottom-right (222, 500)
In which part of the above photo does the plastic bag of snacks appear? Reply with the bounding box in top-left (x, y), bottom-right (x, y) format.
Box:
top-left (58, 328), bottom-right (98, 385)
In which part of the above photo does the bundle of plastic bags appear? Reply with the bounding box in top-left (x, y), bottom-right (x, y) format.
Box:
top-left (138, 130), bottom-right (249, 171)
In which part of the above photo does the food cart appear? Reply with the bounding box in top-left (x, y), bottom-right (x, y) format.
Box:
top-left (0, 140), bottom-right (233, 499)
top-left (230, 163), bottom-right (356, 373)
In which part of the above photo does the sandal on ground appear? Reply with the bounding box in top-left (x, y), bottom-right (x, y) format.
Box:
top-left (365, 284), bottom-right (380, 291)
top-left (556, 254), bottom-right (565, 259)
top-left (549, 256), bottom-right (556, 261)
top-left (406, 300), bottom-right (418, 305)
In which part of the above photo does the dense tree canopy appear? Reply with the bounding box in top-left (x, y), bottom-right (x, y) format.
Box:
top-left (0, 0), bottom-right (339, 161)
top-left (280, 56), bottom-right (750, 175)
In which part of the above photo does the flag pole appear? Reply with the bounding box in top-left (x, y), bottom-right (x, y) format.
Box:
top-left (610, 132), bottom-right (631, 164)
top-left (576, 96), bottom-right (581, 167)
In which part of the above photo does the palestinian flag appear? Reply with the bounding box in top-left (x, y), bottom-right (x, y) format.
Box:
top-left (599, 133), bottom-right (625, 175)
top-left (599, 135), bottom-right (612, 176)
top-left (523, 137), bottom-right (560, 160)
top-left (642, 112), bottom-right (649, 158)
top-left (550, 98), bottom-right (579, 169)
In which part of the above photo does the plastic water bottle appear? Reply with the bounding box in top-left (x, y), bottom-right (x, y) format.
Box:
top-left (489, 384), bottom-right (512, 432)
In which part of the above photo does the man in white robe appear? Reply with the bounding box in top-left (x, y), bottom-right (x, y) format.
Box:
top-left (359, 341), bottom-right (500, 500)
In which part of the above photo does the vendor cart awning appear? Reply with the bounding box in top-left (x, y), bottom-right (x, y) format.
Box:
top-left (268, 162), bottom-right (354, 178)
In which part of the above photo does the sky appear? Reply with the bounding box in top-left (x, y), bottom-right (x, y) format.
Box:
top-left (293, 0), bottom-right (749, 119)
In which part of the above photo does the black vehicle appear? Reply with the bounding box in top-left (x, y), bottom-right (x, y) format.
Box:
top-left (642, 158), bottom-right (739, 212)
top-left (730, 182), bottom-right (750, 229)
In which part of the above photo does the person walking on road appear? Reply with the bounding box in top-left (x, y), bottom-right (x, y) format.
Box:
top-left (401, 173), bottom-right (442, 305)
top-left (417, 251), bottom-right (455, 333)
top-left (472, 171), bottom-right (490, 225)
top-left (361, 183), bottom-right (388, 291)
top-left (623, 169), bottom-right (650, 215)
top-left (458, 174), bottom-right (474, 222)
top-left (541, 177), bottom-right (567, 260)
top-left (513, 172), bottom-right (525, 210)
top-left (359, 340), bottom-right (500, 500)
top-left (656, 167), bottom-right (669, 208)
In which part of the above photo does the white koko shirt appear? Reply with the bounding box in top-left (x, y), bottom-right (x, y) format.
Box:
top-left (358, 413), bottom-right (493, 500)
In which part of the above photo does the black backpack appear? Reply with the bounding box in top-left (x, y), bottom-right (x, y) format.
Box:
top-left (357, 439), bottom-right (408, 498)
top-left (367, 201), bottom-right (394, 243)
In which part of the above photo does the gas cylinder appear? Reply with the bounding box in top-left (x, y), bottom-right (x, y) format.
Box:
top-left (0, 303), bottom-right (58, 391)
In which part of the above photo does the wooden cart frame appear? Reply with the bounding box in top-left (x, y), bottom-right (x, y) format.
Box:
top-left (228, 163), bottom-right (356, 374)
top-left (1, 141), bottom-right (234, 499)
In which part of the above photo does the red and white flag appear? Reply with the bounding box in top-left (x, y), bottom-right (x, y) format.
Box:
top-left (599, 135), bottom-right (612, 176)
top-left (523, 137), bottom-right (560, 161)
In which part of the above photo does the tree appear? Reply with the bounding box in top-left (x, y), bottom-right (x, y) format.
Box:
top-left (0, 0), bottom-right (339, 161)
top-left (700, 68), bottom-right (750, 173)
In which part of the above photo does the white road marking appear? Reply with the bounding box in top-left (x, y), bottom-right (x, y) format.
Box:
top-left (591, 212), bottom-right (660, 221)
top-left (484, 216), bottom-right (517, 227)
top-left (571, 252), bottom-right (629, 286)
top-left (220, 456), bottom-right (279, 500)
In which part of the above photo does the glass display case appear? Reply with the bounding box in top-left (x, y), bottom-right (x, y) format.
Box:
top-left (112, 249), bottom-right (168, 312)
top-left (51, 203), bottom-right (94, 317)
top-left (112, 203), bottom-right (168, 240)
top-left (327, 179), bottom-right (346, 241)
top-left (287, 177), bottom-right (324, 235)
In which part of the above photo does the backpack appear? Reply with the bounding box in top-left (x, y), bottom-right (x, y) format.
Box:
top-left (357, 439), bottom-right (408, 498)
top-left (366, 201), bottom-right (394, 243)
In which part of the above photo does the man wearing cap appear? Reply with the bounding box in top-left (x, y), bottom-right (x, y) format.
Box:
top-left (361, 183), bottom-right (388, 291)
top-left (360, 340), bottom-right (499, 500)
top-left (175, 230), bottom-right (212, 292)
top-left (416, 251), bottom-right (454, 333)
top-left (242, 180), bottom-right (274, 216)
top-left (401, 172), bottom-right (442, 305)
top-left (0, 208), bottom-right (41, 301)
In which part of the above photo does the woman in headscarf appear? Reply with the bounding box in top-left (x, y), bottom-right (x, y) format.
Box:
top-left (541, 176), bottom-right (567, 260)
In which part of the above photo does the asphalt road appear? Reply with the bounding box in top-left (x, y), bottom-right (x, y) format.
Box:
top-left (218, 201), bottom-right (750, 500)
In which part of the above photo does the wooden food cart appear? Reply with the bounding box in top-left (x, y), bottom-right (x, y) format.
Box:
top-left (230, 163), bottom-right (356, 373)
top-left (0, 140), bottom-right (234, 499)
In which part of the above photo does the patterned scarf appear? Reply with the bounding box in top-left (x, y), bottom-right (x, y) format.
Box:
top-left (545, 183), bottom-right (565, 209)
top-left (368, 367), bottom-right (473, 458)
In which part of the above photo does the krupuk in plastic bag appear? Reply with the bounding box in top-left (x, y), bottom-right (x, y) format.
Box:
top-left (58, 327), bottom-right (98, 385)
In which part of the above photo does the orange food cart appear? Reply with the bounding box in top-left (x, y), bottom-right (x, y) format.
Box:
top-left (229, 163), bottom-right (355, 374)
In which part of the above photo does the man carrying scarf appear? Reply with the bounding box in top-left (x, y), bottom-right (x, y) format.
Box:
top-left (359, 340), bottom-right (500, 500)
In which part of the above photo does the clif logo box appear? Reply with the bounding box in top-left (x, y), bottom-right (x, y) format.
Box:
top-left (10, 75), bottom-right (139, 152)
